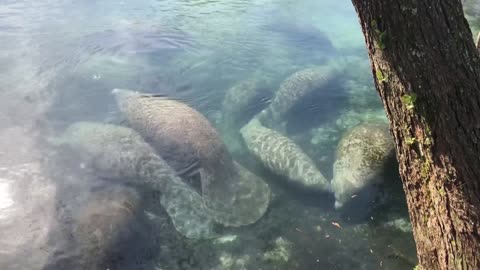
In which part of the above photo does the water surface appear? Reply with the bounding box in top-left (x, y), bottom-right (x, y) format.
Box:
top-left (0, 0), bottom-right (432, 269)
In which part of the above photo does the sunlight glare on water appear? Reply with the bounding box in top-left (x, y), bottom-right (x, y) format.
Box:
top-left (0, 181), bottom-right (13, 214)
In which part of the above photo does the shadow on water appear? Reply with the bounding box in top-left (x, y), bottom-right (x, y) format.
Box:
top-left (269, 173), bottom-right (336, 210)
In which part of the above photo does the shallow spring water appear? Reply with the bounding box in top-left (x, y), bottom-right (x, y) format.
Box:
top-left (4, 0), bottom-right (478, 269)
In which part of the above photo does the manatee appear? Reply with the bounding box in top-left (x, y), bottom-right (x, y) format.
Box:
top-left (0, 163), bottom-right (151, 270)
top-left (48, 185), bottom-right (153, 270)
top-left (257, 63), bottom-right (341, 130)
top-left (112, 89), bottom-right (271, 227)
top-left (210, 160), bottom-right (270, 226)
top-left (50, 121), bottom-right (152, 179)
top-left (51, 122), bottom-right (218, 239)
top-left (220, 75), bottom-right (273, 129)
top-left (331, 122), bottom-right (395, 209)
top-left (219, 75), bottom-right (274, 154)
top-left (112, 88), bottom-right (231, 178)
top-left (240, 118), bottom-right (330, 192)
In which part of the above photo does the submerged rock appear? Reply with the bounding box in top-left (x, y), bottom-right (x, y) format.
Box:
top-left (331, 123), bottom-right (394, 209)
top-left (257, 63), bottom-right (341, 130)
top-left (240, 118), bottom-right (330, 192)
top-left (51, 122), bottom-right (217, 239)
top-left (112, 89), bottom-right (270, 227)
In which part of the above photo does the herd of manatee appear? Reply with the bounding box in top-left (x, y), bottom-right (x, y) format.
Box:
top-left (47, 62), bottom-right (395, 268)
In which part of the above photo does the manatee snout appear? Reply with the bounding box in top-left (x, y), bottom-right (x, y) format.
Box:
top-left (112, 88), bottom-right (136, 101)
top-left (330, 175), bottom-right (351, 210)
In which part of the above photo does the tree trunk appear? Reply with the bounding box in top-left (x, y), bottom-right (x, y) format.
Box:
top-left (350, 0), bottom-right (480, 269)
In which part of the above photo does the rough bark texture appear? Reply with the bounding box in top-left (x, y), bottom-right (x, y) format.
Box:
top-left (350, 0), bottom-right (480, 269)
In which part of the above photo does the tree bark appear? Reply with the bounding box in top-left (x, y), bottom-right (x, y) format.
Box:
top-left (350, 0), bottom-right (480, 269)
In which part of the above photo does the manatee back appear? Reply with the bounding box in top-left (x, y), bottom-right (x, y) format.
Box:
top-left (45, 185), bottom-right (155, 270)
top-left (241, 119), bottom-right (329, 192)
top-left (117, 93), bottom-right (232, 174)
top-left (259, 64), bottom-right (340, 127)
top-left (52, 122), bottom-right (159, 180)
top-left (331, 123), bottom-right (394, 208)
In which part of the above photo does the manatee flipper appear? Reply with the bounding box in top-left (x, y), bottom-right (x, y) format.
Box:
top-left (200, 163), bottom-right (271, 227)
top-left (157, 176), bottom-right (219, 239)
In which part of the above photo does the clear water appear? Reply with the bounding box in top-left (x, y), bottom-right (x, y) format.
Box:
top-left (0, 0), bottom-right (446, 269)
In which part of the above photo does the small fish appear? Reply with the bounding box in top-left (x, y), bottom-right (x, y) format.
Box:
top-left (331, 222), bottom-right (342, 229)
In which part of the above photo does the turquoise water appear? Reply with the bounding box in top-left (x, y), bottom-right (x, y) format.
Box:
top-left (0, 0), bottom-right (439, 269)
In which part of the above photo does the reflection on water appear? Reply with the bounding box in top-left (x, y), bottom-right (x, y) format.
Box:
top-left (0, 182), bottom-right (13, 213)
top-left (6, 0), bottom-right (476, 269)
